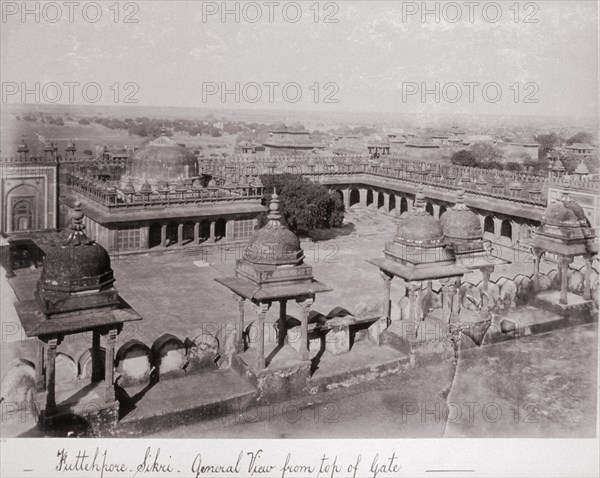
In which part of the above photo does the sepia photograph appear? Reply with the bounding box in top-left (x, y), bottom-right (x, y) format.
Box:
top-left (0, 1), bottom-right (598, 477)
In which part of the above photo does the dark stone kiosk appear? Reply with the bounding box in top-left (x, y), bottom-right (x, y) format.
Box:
top-left (14, 202), bottom-right (142, 433)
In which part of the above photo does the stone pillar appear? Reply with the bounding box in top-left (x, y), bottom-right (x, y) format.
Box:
top-left (104, 328), bottom-right (118, 403)
top-left (3, 244), bottom-right (14, 278)
top-left (493, 217), bottom-right (502, 239)
top-left (359, 189), bottom-right (368, 207)
top-left (583, 254), bottom-right (592, 300)
top-left (441, 281), bottom-right (452, 324)
top-left (140, 226), bottom-right (149, 250)
top-left (380, 271), bottom-right (393, 327)
top-left (278, 300), bottom-right (287, 346)
top-left (559, 258), bottom-right (570, 305)
top-left (407, 282), bottom-right (418, 323)
top-left (450, 279), bottom-right (460, 323)
top-left (91, 330), bottom-right (103, 382)
top-left (297, 298), bottom-right (313, 362)
top-left (160, 224), bottom-right (167, 247)
top-left (210, 222), bottom-right (216, 242)
top-left (532, 250), bottom-right (542, 292)
top-left (178, 224), bottom-right (184, 246)
top-left (343, 189), bottom-right (350, 209)
top-left (194, 222), bottom-right (200, 244)
top-left (225, 220), bottom-right (235, 242)
top-left (256, 303), bottom-right (269, 370)
top-left (433, 204), bottom-right (440, 218)
top-left (46, 338), bottom-right (59, 416)
top-left (236, 296), bottom-right (245, 353)
top-left (35, 339), bottom-right (45, 392)
top-left (383, 193), bottom-right (390, 212)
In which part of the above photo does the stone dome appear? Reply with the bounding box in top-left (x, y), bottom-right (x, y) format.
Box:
top-left (243, 192), bottom-right (304, 266)
top-left (561, 191), bottom-right (588, 225)
top-left (394, 187), bottom-right (444, 245)
top-left (38, 202), bottom-right (114, 293)
top-left (542, 199), bottom-right (579, 226)
top-left (440, 189), bottom-right (482, 242)
top-left (127, 128), bottom-right (198, 183)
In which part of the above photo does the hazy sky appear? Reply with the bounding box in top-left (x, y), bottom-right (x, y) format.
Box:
top-left (1, 0), bottom-right (598, 118)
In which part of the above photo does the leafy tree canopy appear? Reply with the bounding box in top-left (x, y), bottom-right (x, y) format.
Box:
top-left (258, 174), bottom-right (344, 234)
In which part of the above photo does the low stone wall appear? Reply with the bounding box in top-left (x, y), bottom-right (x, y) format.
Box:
top-left (396, 260), bottom-right (598, 321)
top-left (0, 330), bottom-right (221, 411)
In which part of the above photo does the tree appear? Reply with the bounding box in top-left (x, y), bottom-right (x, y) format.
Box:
top-left (258, 174), bottom-right (345, 234)
top-left (534, 132), bottom-right (563, 159)
top-left (566, 131), bottom-right (594, 146)
top-left (469, 143), bottom-right (504, 164)
top-left (451, 149), bottom-right (478, 167)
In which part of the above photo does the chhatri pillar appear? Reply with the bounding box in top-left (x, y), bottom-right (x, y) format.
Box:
top-left (368, 186), bottom-right (467, 329)
top-left (440, 188), bottom-right (510, 318)
top-left (216, 191), bottom-right (331, 372)
top-left (531, 192), bottom-right (597, 316)
top-left (15, 202), bottom-right (142, 431)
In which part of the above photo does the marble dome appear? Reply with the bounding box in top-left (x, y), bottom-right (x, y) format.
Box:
top-left (440, 189), bottom-right (482, 242)
top-left (394, 187), bottom-right (444, 245)
top-left (127, 128), bottom-right (198, 183)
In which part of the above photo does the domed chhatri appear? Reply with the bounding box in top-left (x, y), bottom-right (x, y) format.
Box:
top-left (126, 127), bottom-right (198, 184)
top-left (394, 187), bottom-right (444, 245)
top-left (35, 201), bottom-right (119, 316)
top-left (542, 199), bottom-right (579, 227)
top-left (440, 189), bottom-right (482, 243)
top-left (243, 191), bottom-right (304, 266)
top-left (381, 186), bottom-right (457, 269)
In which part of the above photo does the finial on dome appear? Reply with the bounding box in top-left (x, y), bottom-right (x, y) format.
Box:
top-left (161, 124), bottom-right (167, 136)
top-left (267, 188), bottom-right (282, 222)
top-left (65, 201), bottom-right (90, 245)
top-left (414, 185), bottom-right (426, 210)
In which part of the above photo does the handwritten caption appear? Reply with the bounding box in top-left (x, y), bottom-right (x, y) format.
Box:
top-left (56, 447), bottom-right (402, 478)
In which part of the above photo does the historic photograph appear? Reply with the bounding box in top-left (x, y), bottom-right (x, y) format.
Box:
top-left (0, 0), bottom-right (598, 476)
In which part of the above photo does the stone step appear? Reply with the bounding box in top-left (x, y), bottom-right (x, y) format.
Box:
top-left (115, 368), bottom-right (256, 436)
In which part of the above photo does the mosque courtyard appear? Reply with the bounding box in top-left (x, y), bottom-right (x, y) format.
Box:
top-left (1, 206), bottom-right (597, 438)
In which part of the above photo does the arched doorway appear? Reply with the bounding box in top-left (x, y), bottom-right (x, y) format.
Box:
top-left (484, 216), bottom-right (495, 235)
top-left (389, 194), bottom-right (396, 212)
top-left (425, 202), bottom-right (434, 216)
top-left (215, 218), bottom-right (227, 240)
top-left (12, 200), bottom-right (34, 231)
top-left (183, 221), bottom-right (195, 243)
top-left (166, 222), bottom-right (178, 246)
top-left (349, 188), bottom-right (360, 207)
top-left (400, 197), bottom-right (408, 214)
top-left (439, 205), bottom-right (447, 218)
top-left (377, 192), bottom-right (384, 209)
top-left (149, 223), bottom-right (162, 248)
top-left (199, 219), bottom-right (211, 242)
top-left (366, 190), bottom-right (373, 207)
top-left (501, 220), bottom-right (512, 240)
top-left (334, 189), bottom-right (344, 203)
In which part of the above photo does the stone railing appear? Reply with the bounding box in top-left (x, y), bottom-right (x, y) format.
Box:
top-left (65, 174), bottom-right (264, 210)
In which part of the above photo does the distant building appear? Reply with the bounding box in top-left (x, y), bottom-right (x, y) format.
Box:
top-left (263, 129), bottom-right (326, 156)
top-left (0, 140), bottom-right (59, 235)
top-left (565, 143), bottom-right (597, 157)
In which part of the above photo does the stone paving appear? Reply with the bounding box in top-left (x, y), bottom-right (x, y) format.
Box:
top-left (0, 207), bottom-right (574, 377)
top-left (147, 323), bottom-right (598, 439)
